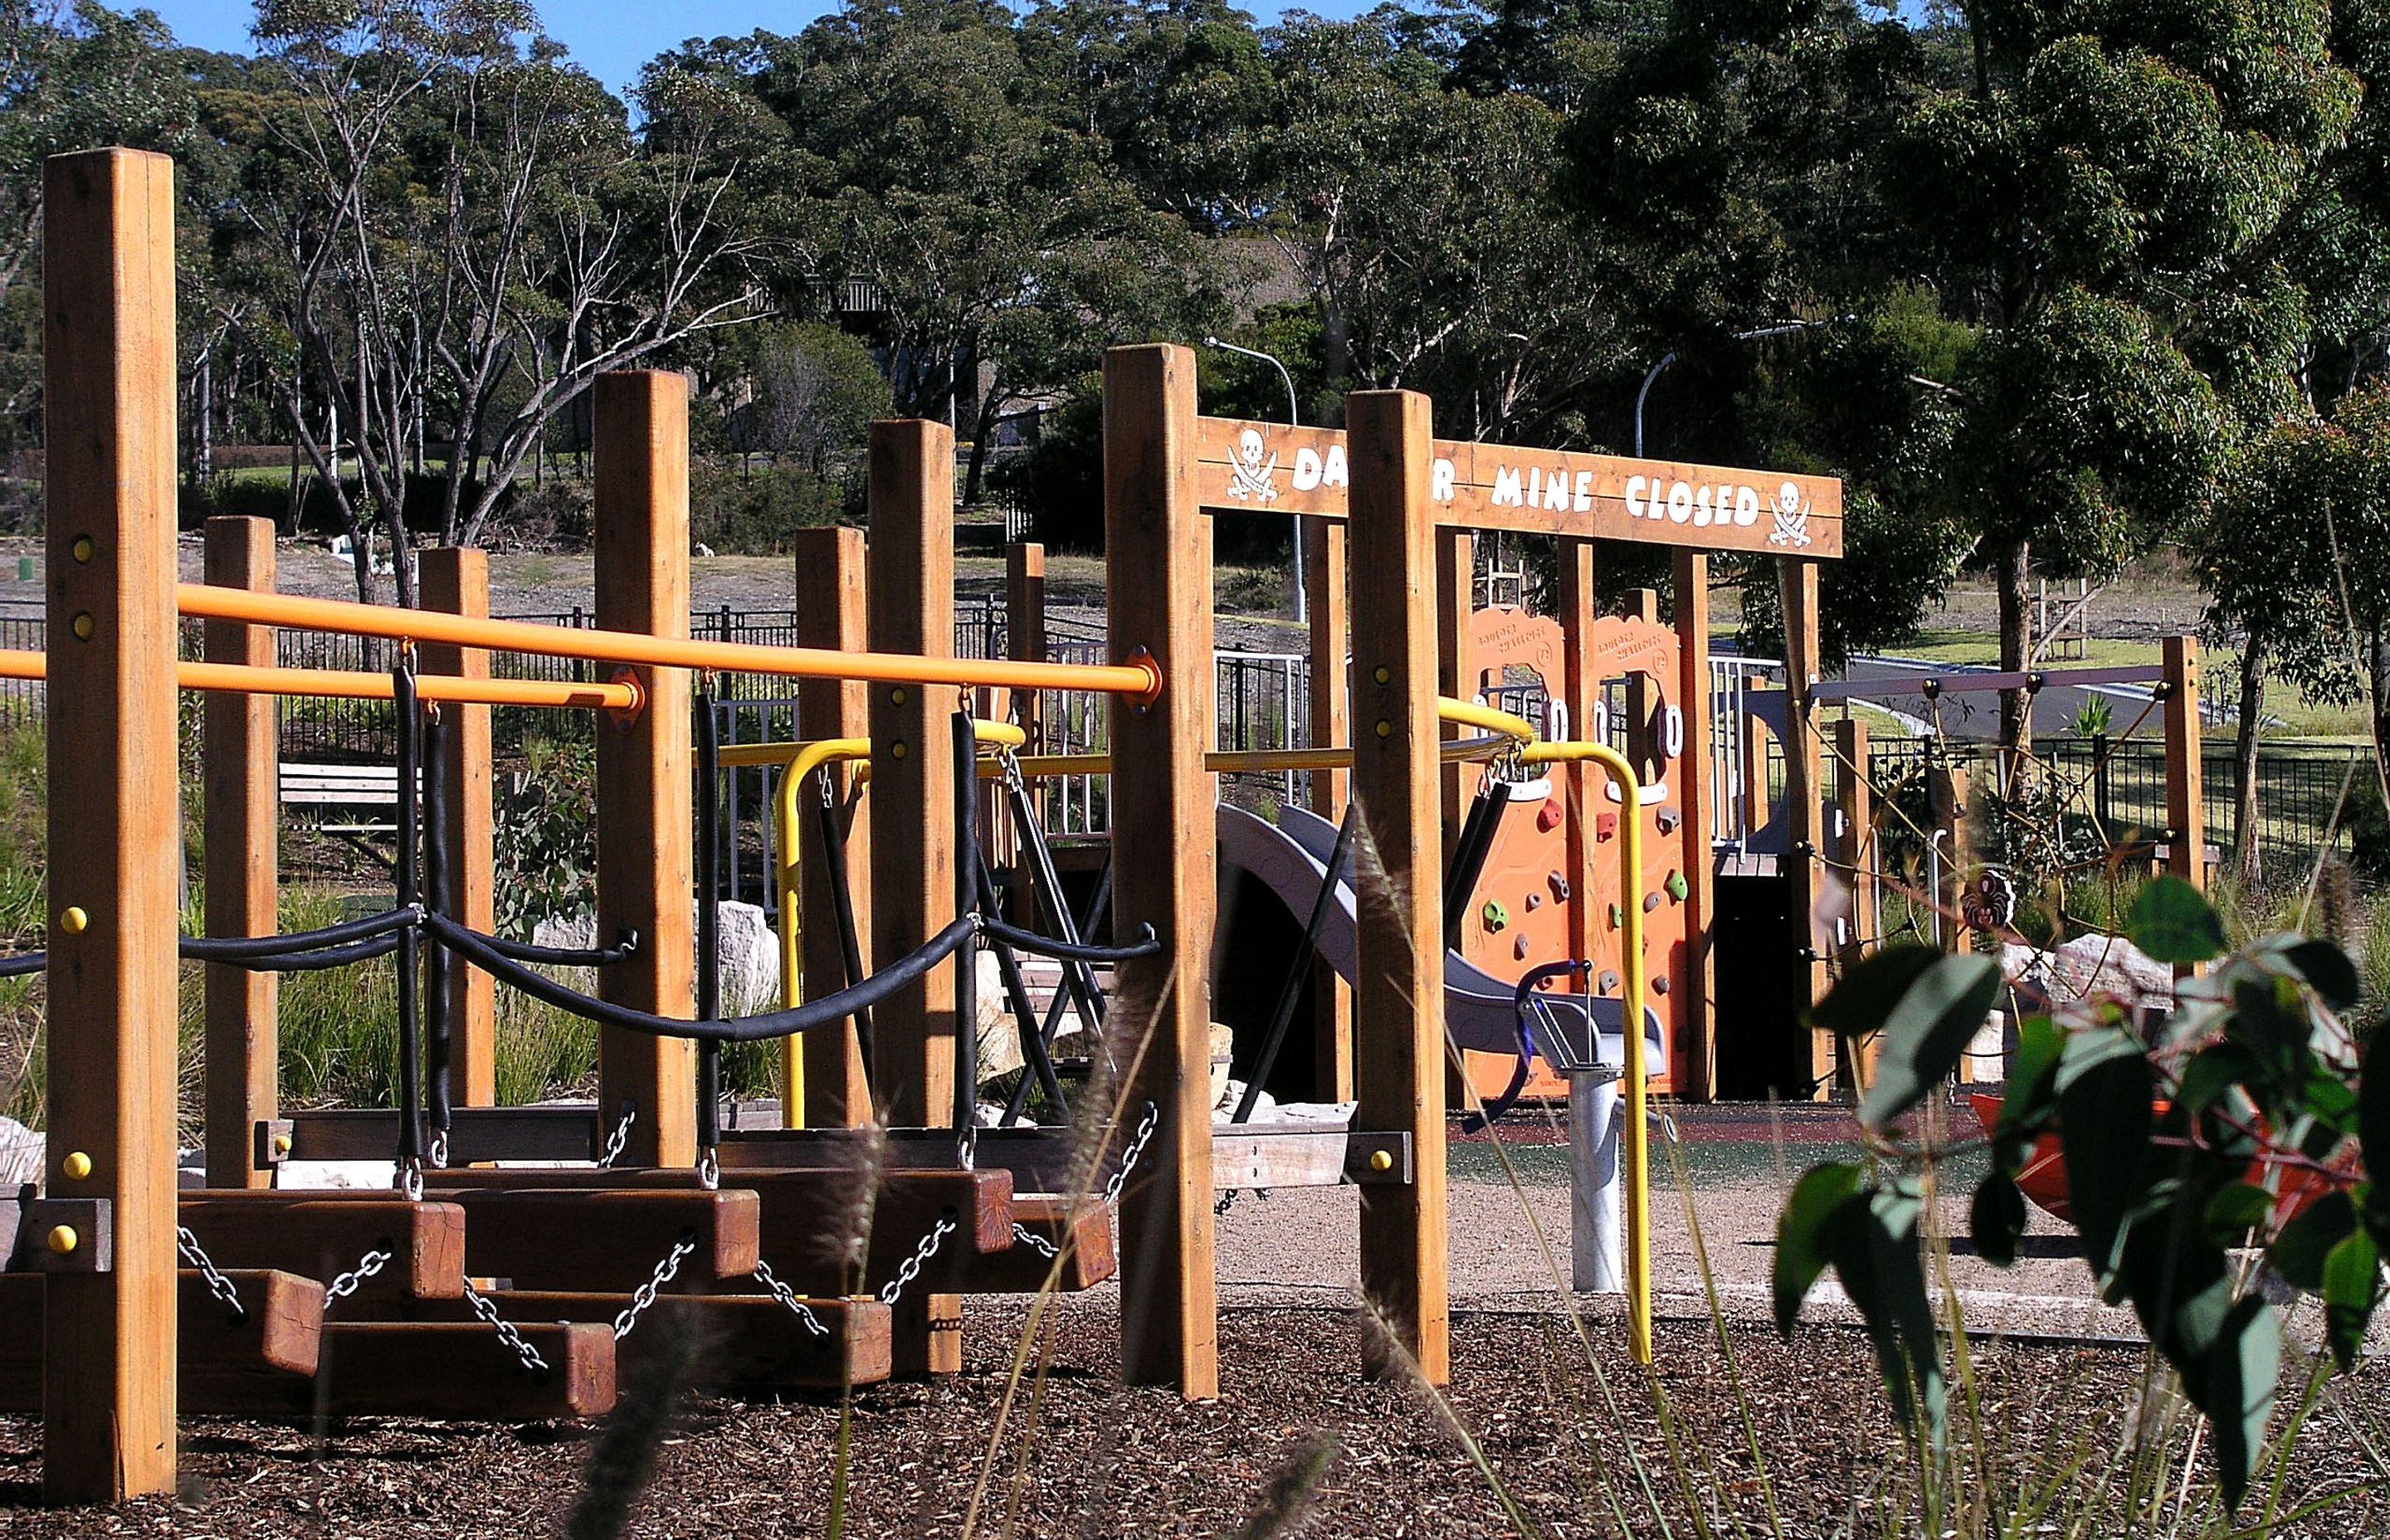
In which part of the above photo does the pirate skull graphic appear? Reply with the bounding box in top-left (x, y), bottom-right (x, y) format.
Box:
top-left (1766, 480), bottom-right (1812, 548)
top-left (1227, 427), bottom-right (1279, 501)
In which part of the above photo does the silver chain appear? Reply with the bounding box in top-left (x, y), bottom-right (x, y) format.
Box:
top-left (324, 1247), bottom-right (393, 1311)
top-left (1104, 1101), bottom-right (1161, 1206)
top-left (1009, 1223), bottom-right (1059, 1260)
top-left (750, 1260), bottom-right (831, 1338)
top-left (879, 1211), bottom-right (958, 1305)
top-left (463, 1279), bottom-right (553, 1376)
top-left (596, 1104), bottom-right (637, 1169)
top-left (613, 1231), bottom-right (698, 1341)
top-left (698, 1148), bottom-right (720, 1191)
top-left (177, 1226), bottom-right (247, 1321)
top-left (395, 1158), bottom-right (425, 1203)
top-left (428, 1129), bottom-right (451, 1169)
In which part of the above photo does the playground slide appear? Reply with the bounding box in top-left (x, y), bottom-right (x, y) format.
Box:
top-left (1217, 803), bottom-right (1666, 1077)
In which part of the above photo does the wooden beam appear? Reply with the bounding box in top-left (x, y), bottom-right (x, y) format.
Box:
top-left (1671, 551), bottom-right (1716, 1104)
top-left (446, 1188), bottom-right (762, 1289)
top-left (41, 145), bottom-right (182, 1503)
top-left (1002, 541), bottom-right (1046, 923)
top-left (202, 516), bottom-right (278, 1187)
top-left (0, 1270), bottom-right (324, 1416)
top-left (1557, 539), bottom-right (1599, 995)
top-left (1434, 529), bottom-right (1474, 859)
top-left (417, 547), bottom-right (496, 1108)
top-left (173, 1195), bottom-right (469, 1302)
top-left (593, 372), bottom-right (698, 1168)
top-left (865, 418), bottom-right (963, 1375)
top-left (2163, 636), bottom-right (2206, 903)
top-left (1778, 558), bottom-right (1833, 1099)
top-left (1833, 716), bottom-right (1874, 1087)
top-left (1305, 514), bottom-right (1353, 1100)
top-left (793, 526), bottom-right (873, 1128)
top-left (1346, 388), bottom-right (1450, 1384)
top-left (1101, 344), bottom-right (1219, 1397)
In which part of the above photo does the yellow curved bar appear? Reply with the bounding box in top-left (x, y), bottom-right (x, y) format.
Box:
top-left (1520, 738), bottom-right (1652, 1367)
top-left (997, 736), bottom-right (1513, 782)
top-left (722, 719), bottom-right (1024, 770)
top-left (1436, 694), bottom-right (1538, 743)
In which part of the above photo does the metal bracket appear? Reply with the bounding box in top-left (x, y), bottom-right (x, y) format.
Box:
top-left (1342, 1133), bottom-right (1413, 1185)
top-left (9, 1196), bottom-right (113, 1273)
top-left (254, 1118), bottom-right (295, 1167)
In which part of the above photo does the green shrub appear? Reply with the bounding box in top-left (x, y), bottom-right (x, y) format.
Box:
top-left (690, 462), bottom-right (856, 553)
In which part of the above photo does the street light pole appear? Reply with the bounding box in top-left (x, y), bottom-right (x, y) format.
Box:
top-left (1205, 334), bottom-right (1307, 626)
top-left (1632, 318), bottom-right (1850, 461)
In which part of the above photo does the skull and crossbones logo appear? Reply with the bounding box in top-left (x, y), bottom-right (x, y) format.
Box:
top-left (1766, 481), bottom-right (1812, 548)
top-left (1227, 427), bottom-right (1279, 501)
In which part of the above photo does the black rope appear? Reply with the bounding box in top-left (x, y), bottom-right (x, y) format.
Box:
top-left (1002, 857), bottom-right (1111, 1126)
top-left (974, 847), bottom-right (1071, 1118)
top-left (953, 712), bottom-right (980, 1138)
top-left (177, 906), bottom-right (419, 962)
top-left (422, 706), bottom-right (454, 1138)
top-left (695, 679), bottom-right (722, 1153)
top-left (476, 930), bottom-right (639, 967)
top-left (1234, 805), bottom-right (1357, 1123)
top-left (812, 782), bottom-right (876, 1072)
top-left (977, 916), bottom-right (1161, 966)
top-left (1443, 779), bottom-right (1513, 953)
top-left (393, 664), bottom-right (425, 1169)
top-left (426, 909), bottom-right (978, 1044)
top-left (0, 953), bottom-right (42, 978)
top-left (205, 932), bottom-right (405, 973)
top-left (1005, 771), bottom-right (1109, 1031)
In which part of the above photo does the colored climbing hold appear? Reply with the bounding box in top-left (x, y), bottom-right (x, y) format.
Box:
top-left (1642, 892), bottom-right (1662, 913)
top-left (1597, 970), bottom-right (1620, 994)
top-left (1655, 807), bottom-right (1682, 835)
top-left (1548, 872), bottom-right (1571, 902)
top-left (1607, 903), bottom-right (1623, 928)
top-left (1524, 891), bottom-right (1544, 911)
top-left (1651, 975), bottom-right (1671, 996)
top-left (1514, 934), bottom-right (1531, 961)
top-left (1536, 801), bottom-right (1563, 833)
top-left (1480, 899), bottom-right (1509, 932)
top-left (1595, 811), bottom-right (1618, 841)
top-left (1666, 870), bottom-right (1689, 902)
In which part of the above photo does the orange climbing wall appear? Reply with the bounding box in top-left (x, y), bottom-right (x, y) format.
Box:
top-left (1460, 607), bottom-right (1690, 1101)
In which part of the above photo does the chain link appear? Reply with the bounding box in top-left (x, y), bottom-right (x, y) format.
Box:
top-left (878, 1210), bottom-right (958, 1305)
top-left (612, 1231), bottom-right (698, 1341)
top-left (1103, 1101), bottom-right (1161, 1206)
top-left (463, 1279), bottom-right (553, 1377)
top-left (324, 1247), bottom-right (393, 1311)
top-left (177, 1226), bottom-right (248, 1322)
top-left (428, 1129), bottom-right (451, 1169)
top-left (750, 1260), bottom-right (831, 1338)
top-left (596, 1104), bottom-right (637, 1169)
top-left (1009, 1222), bottom-right (1059, 1260)
top-left (698, 1148), bottom-right (720, 1191)
top-left (395, 1158), bottom-right (425, 1203)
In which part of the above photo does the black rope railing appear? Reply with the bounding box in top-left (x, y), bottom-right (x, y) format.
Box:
top-left (177, 906), bottom-right (422, 963)
top-left (978, 915), bottom-right (1161, 967)
top-left (475, 930), bottom-right (641, 968)
top-left (0, 952), bottom-right (44, 978)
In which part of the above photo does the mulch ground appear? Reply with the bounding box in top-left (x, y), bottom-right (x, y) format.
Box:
top-left (4, 1299), bottom-right (2383, 1538)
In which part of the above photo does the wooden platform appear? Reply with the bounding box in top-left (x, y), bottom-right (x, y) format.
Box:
top-left (177, 1192), bottom-right (467, 1300)
top-left (383, 1290), bottom-right (892, 1392)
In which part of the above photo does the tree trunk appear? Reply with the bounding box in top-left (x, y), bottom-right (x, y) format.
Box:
top-left (2369, 624), bottom-right (2390, 811)
top-left (963, 387), bottom-right (1002, 509)
top-left (1995, 538), bottom-right (2035, 763)
top-left (2233, 628), bottom-right (2264, 882)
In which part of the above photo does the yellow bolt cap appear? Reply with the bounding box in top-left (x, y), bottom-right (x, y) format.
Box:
top-left (58, 906), bottom-right (87, 934)
top-left (1373, 665), bottom-right (1391, 685)
top-left (890, 686), bottom-right (908, 704)
top-left (71, 536), bottom-right (94, 563)
top-left (1368, 1148), bottom-right (1393, 1172)
top-left (890, 741), bottom-right (908, 759)
top-left (46, 1225), bottom-right (76, 1255)
top-left (61, 1151), bottom-right (91, 1180)
top-left (272, 1133), bottom-right (293, 1155)
top-left (1374, 720), bottom-right (1393, 738)
top-left (71, 612), bottom-right (94, 640)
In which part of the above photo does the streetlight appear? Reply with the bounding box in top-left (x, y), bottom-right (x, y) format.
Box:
top-left (1204, 334), bottom-right (1307, 626)
top-left (1633, 317), bottom-right (1851, 460)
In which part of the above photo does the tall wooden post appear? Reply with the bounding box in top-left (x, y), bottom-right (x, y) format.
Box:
top-left (1671, 551), bottom-right (1716, 1104)
top-left (1832, 717), bottom-right (1875, 1085)
top-left (1623, 587), bottom-right (1661, 776)
top-left (2162, 636), bottom-right (2205, 895)
top-left (1101, 344), bottom-right (1219, 1397)
top-left (1778, 558), bottom-right (1833, 1099)
top-left (1557, 539), bottom-right (1600, 982)
top-left (1002, 542), bottom-right (1046, 924)
top-left (1435, 529), bottom-right (1475, 855)
top-left (1347, 389), bottom-right (1449, 1384)
top-left (202, 516), bottom-right (278, 1188)
top-left (1305, 515), bottom-right (1353, 1100)
top-left (593, 371), bottom-right (697, 1168)
top-left (794, 526), bottom-right (873, 1127)
top-left (1929, 761), bottom-right (1973, 955)
top-left (866, 419), bottom-right (963, 1375)
top-left (41, 144), bottom-right (181, 1503)
top-left (419, 547), bottom-right (496, 1107)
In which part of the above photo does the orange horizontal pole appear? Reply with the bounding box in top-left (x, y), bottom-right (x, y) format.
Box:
top-left (176, 583), bottom-right (1164, 702)
top-left (0, 648), bottom-right (640, 711)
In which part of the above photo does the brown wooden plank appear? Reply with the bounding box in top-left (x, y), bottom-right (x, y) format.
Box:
top-left (440, 1188), bottom-right (760, 1290)
top-left (1304, 515), bottom-right (1354, 1101)
top-left (419, 547), bottom-right (498, 1106)
top-left (1188, 416), bottom-right (1846, 553)
top-left (1006, 540), bottom-right (1047, 875)
top-left (1832, 717), bottom-right (1875, 1088)
top-left (1557, 539), bottom-right (1599, 1001)
top-left (378, 1290), bottom-right (890, 1392)
top-left (1100, 344), bottom-right (1219, 1397)
top-left (792, 524), bottom-right (874, 1128)
top-left (177, 1195), bottom-right (467, 1301)
top-left (1779, 558), bottom-right (1833, 1099)
top-left (593, 371), bottom-right (697, 1168)
top-left (2163, 636), bottom-right (2206, 901)
top-left (0, 1270), bottom-right (325, 1415)
top-left (865, 417), bottom-right (963, 1375)
top-left (202, 516), bottom-right (278, 1189)
top-left (41, 144), bottom-right (183, 1503)
top-left (300, 1322), bottom-right (612, 1420)
top-left (986, 1196), bottom-right (1115, 1292)
top-left (1345, 388), bottom-right (1450, 1384)
top-left (1671, 550), bottom-right (1717, 1102)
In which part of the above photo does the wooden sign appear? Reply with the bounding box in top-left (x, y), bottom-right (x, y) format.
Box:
top-left (1193, 417), bottom-right (1843, 558)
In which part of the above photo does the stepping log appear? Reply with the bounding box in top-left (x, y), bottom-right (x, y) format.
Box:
top-left (0, 1270), bottom-right (326, 1413)
top-left (382, 1289), bottom-right (893, 1392)
top-left (178, 1192), bottom-right (466, 1300)
top-left (433, 1187), bottom-right (760, 1291)
top-left (974, 1196), bottom-right (1117, 1294)
top-left (293, 1322), bottom-right (615, 1420)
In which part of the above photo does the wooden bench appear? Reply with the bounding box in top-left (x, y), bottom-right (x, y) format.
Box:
top-left (279, 761), bottom-right (404, 836)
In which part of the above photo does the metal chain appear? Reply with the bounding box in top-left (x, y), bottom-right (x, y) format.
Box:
top-left (750, 1260), bottom-right (831, 1338)
top-left (177, 1226), bottom-right (248, 1322)
top-left (1103, 1101), bottom-right (1161, 1206)
top-left (878, 1210), bottom-right (959, 1305)
top-left (1009, 1223), bottom-right (1059, 1260)
top-left (428, 1129), bottom-right (451, 1169)
top-left (596, 1104), bottom-right (637, 1169)
top-left (395, 1158), bottom-right (425, 1203)
top-left (612, 1231), bottom-right (698, 1341)
top-left (698, 1148), bottom-right (720, 1191)
top-left (324, 1247), bottom-right (393, 1311)
top-left (463, 1279), bottom-right (553, 1376)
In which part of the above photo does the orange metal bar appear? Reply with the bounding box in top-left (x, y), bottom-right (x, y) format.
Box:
top-left (175, 583), bottom-right (1165, 702)
top-left (0, 648), bottom-right (641, 711)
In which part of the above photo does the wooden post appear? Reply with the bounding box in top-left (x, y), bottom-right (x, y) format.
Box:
top-left (593, 371), bottom-right (697, 1169)
top-left (1930, 761), bottom-right (1973, 954)
top-left (1347, 388), bottom-right (1449, 1384)
top-left (866, 420), bottom-right (963, 1376)
top-left (1778, 558), bottom-right (1833, 1099)
top-left (41, 144), bottom-right (181, 1503)
top-left (1623, 587), bottom-right (1661, 777)
top-left (1435, 529), bottom-right (1475, 857)
top-left (1101, 344), bottom-right (1219, 1397)
top-left (1002, 542), bottom-right (1046, 925)
top-left (418, 547), bottom-right (496, 1108)
top-left (202, 516), bottom-right (278, 1188)
top-left (1557, 539), bottom-right (1600, 982)
top-left (1671, 551), bottom-right (1716, 1104)
top-left (794, 526), bottom-right (873, 1128)
top-left (2163, 636), bottom-right (2206, 896)
top-left (1305, 514), bottom-right (1353, 1100)
top-left (1832, 717), bottom-right (1875, 1085)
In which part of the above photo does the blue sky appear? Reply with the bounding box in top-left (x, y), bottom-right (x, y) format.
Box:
top-left (144, 0), bottom-right (1380, 95)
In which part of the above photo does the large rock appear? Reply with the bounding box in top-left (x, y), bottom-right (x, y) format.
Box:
top-left (530, 901), bottom-right (782, 1016)
top-left (1999, 933), bottom-right (2175, 1027)
top-left (0, 1115), bottom-right (41, 1187)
